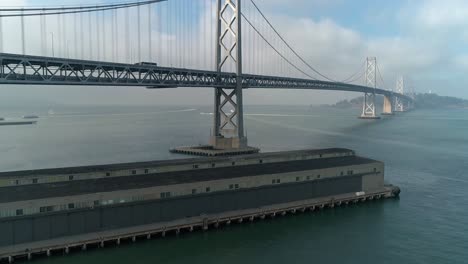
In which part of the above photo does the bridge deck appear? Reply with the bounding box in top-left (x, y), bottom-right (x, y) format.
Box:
top-left (0, 53), bottom-right (410, 101)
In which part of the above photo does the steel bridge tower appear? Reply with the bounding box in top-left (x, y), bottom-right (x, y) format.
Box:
top-left (394, 76), bottom-right (405, 112)
top-left (360, 57), bottom-right (380, 119)
top-left (210, 0), bottom-right (248, 150)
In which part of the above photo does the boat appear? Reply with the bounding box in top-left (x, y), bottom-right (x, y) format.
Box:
top-left (0, 119), bottom-right (37, 126)
top-left (23, 115), bottom-right (39, 119)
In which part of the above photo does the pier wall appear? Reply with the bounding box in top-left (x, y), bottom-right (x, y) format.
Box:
top-left (0, 175), bottom-right (362, 247)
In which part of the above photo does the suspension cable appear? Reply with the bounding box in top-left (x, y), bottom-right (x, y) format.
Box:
top-left (242, 13), bottom-right (316, 80)
top-left (247, 0), bottom-right (336, 81)
top-left (376, 63), bottom-right (387, 90)
top-left (339, 60), bottom-right (366, 83)
top-left (0, 1), bottom-right (165, 17)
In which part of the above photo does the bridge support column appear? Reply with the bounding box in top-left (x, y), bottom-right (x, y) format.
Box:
top-left (381, 95), bottom-right (393, 115)
top-left (171, 0), bottom-right (258, 156)
top-left (210, 0), bottom-right (253, 150)
top-left (359, 57), bottom-right (380, 119)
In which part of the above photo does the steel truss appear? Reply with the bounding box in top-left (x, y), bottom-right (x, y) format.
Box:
top-left (0, 53), bottom-right (412, 101)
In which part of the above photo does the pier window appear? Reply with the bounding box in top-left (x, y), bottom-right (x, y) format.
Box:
top-left (16, 209), bottom-right (23, 216)
top-left (69, 175), bottom-right (74, 181)
top-left (317, 175), bottom-right (321, 179)
top-left (160, 192), bottom-right (171, 198)
top-left (235, 184), bottom-right (239, 189)
top-left (296, 177), bottom-right (300, 182)
top-left (106, 172), bottom-right (111, 177)
top-left (272, 179), bottom-right (275, 184)
top-left (192, 189), bottom-right (197, 194)
top-left (259, 159), bottom-right (263, 164)
top-left (94, 200), bottom-right (100, 206)
top-left (15, 180), bottom-right (19, 185)
top-left (206, 187), bottom-right (211, 193)
top-left (211, 163), bottom-right (216, 168)
top-left (374, 168), bottom-right (377, 172)
top-left (193, 165), bottom-right (199, 169)
top-left (32, 178), bottom-right (38, 184)
top-left (232, 162), bottom-right (236, 166)
top-left (306, 176), bottom-right (310, 180)
top-left (132, 170), bottom-right (137, 175)
top-left (144, 169), bottom-right (149, 174)
top-left (319, 154), bottom-right (323, 158)
top-left (340, 171), bottom-right (344, 176)
top-left (347, 170), bottom-right (353, 175)
top-left (229, 184), bottom-right (234, 189)
top-left (40, 206), bottom-right (53, 213)
top-left (68, 203), bottom-right (75, 209)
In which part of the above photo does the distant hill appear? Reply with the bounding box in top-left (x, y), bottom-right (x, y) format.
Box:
top-left (330, 93), bottom-right (468, 109)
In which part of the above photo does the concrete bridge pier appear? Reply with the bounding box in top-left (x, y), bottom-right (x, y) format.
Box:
top-left (381, 95), bottom-right (394, 115)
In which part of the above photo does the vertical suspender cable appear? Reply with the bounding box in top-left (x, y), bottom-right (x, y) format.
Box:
top-left (88, 12), bottom-right (92, 60)
top-left (193, 0), bottom-right (197, 69)
top-left (40, 11), bottom-right (45, 55)
top-left (102, 10), bottom-right (106, 61)
top-left (148, 4), bottom-right (152, 62)
top-left (166, 1), bottom-right (169, 66)
top-left (115, 9), bottom-right (119, 62)
top-left (0, 11), bottom-right (3, 53)
top-left (80, 10), bottom-right (84, 59)
top-left (21, 9), bottom-right (25, 54)
top-left (211, 0), bottom-right (214, 70)
top-left (112, 9), bottom-right (115, 62)
top-left (74, 12), bottom-right (77, 58)
top-left (137, 4), bottom-right (141, 63)
top-left (176, 1), bottom-right (179, 67)
top-left (202, 0), bottom-right (206, 69)
top-left (158, 3), bottom-right (162, 64)
top-left (125, 7), bottom-right (130, 63)
top-left (57, 12), bottom-right (61, 57)
top-left (96, 11), bottom-right (100, 60)
top-left (60, 11), bottom-right (64, 57)
top-left (44, 12), bottom-right (49, 56)
top-left (171, 1), bottom-right (174, 66)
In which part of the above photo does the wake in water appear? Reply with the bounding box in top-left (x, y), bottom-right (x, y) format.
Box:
top-left (48, 108), bottom-right (197, 118)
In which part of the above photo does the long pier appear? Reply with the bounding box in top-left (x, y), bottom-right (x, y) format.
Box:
top-left (0, 186), bottom-right (399, 263)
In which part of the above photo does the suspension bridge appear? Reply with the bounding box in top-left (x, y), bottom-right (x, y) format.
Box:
top-left (0, 0), bottom-right (414, 155)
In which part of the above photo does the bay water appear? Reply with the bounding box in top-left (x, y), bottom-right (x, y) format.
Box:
top-left (1, 104), bottom-right (467, 263)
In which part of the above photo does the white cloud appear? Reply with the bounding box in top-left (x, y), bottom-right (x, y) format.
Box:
top-left (1, 0), bottom-right (467, 106)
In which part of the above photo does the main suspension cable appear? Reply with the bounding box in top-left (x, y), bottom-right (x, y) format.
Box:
top-left (242, 13), bottom-right (316, 80)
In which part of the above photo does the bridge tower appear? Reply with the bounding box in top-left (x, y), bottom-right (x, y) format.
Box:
top-left (209, 0), bottom-right (251, 151)
top-left (359, 57), bottom-right (380, 119)
top-left (394, 76), bottom-right (405, 112)
top-left (171, 0), bottom-right (258, 156)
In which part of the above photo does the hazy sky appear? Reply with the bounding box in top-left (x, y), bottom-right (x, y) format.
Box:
top-left (0, 0), bottom-right (467, 106)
